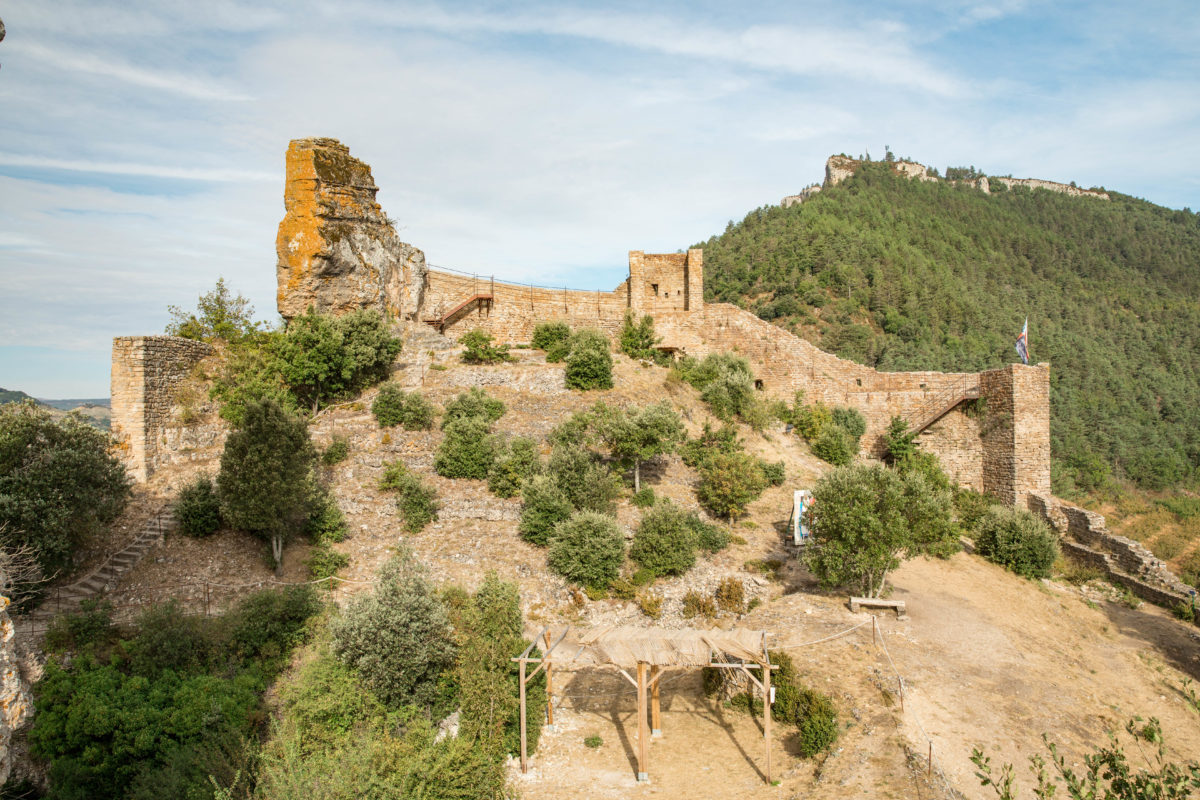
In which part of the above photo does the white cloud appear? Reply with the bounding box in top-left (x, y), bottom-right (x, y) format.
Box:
top-left (0, 153), bottom-right (276, 182)
top-left (9, 40), bottom-right (252, 101)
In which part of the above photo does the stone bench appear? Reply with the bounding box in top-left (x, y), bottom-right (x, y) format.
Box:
top-left (849, 597), bottom-right (908, 619)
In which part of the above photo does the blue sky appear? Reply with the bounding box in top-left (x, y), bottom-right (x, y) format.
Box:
top-left (1, 0), bottom-right (1197, 397)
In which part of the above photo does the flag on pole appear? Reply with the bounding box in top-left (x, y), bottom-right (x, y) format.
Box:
top-left (1015, 317), bottom-right (1029, 365)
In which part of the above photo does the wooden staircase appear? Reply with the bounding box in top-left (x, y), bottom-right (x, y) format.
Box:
top-left (900, 376), bottom-right (981, 434)
top-left (423, 293), bottom-right (493, 333)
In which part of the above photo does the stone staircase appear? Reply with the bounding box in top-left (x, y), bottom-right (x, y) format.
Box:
top-left (25, 509), bottom-right (173, 626)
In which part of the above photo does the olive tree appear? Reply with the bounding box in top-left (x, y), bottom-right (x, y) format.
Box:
top-left (593, 401), bottom-right (685, 492)
top-left (804, 463), bottom-right (957, 597)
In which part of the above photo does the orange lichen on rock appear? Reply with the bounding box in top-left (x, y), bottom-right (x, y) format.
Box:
top-left (275, 138), bottom-right (426, 321)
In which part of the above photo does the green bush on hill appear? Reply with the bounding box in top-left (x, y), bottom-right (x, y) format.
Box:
top-left (974, 506), bottom-right (1059, 579)
top-left (547, 512), bottom-right (625, 590)
top-left (564, 328), bottom-right (614, 390)
top-left (372, 384), bottom-right (435, 430)
top-left (442, 387), bottom-right (506, 428)
top-left (175, 474), bottom-right (221, 537)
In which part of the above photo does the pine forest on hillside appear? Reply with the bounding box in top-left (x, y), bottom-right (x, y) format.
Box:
top-left (697, 161), bottom-right (1200, 493)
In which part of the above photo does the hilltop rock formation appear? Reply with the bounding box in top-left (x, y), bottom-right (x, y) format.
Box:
top-left (276, 138), bottom-right (426, 322)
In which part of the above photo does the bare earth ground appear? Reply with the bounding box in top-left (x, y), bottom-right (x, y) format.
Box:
top-left (82, 342), bottom-right (1200, 799)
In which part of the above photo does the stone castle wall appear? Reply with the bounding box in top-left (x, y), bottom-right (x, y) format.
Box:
top-left (1029, 493), bottom-right (1195, 608)
top-left (111, 336), bottom-right (220, 482)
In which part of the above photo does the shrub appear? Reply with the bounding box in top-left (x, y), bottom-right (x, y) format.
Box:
top-left (636, 591), bottom-right (663, 619)
top-left (305, 485), bottom-right (348, 543)
top-left (43, 598), bottom-right (114, 654)
top-left (564, 328), bottom-right (613, 390)
top-left (435, 416), bottom-right (497, 479)
top-left (547, 512), bottom-right (625, 590)
top-left (675, 353), bottom-right (758, 422)
top-left (279, 652), bottom-right (390, 755)
top-left (680, 423), bottom-right (741, 469)
top-left (584, 735), bottom-right (603, 749)
top-left (894, 449), bottom-right (953, 493)
top-left (772, 653), bottom-right (838, 757)
top-left (373, 385), bottom-right (436, 430)
top-left (0, 401), bottom-right (131, 574)
top-left (307, 542), bottom-right (350, 580)
top-left (761, 461), bottom-right (786, 486)
top-left (442, 388), bottom-right (506, 428)
top-left (546, 446), bottom-right (622, 515)
top-left (531, 321), bottom-right (570, 351)
top-left (487, 437), bottom-right (541, 498)
top-left (714, 577), bottom-right (745, 613)
top-left (175, 474), bottom-right (222, 537)
top-left (697, 452), bottom-right (768, 522)
top-left (630, 502), bottom-right (698, 577)
top-left (519, 475), bottom-right (574, 546)
top-left (811, 424), bottom-right (855, 466)
top-left (321, 435), bottom-right (350, 465)
top-left (224, 585), bottom-right (321, 665)
top-left (681, 590), bottom-right (716, 619)
top-left (954, 488), bottom-right (999, 534)
top-left (975, 506), bottom-right (1060, 579)
top-left (379, 461), bottom-right (439, 533)
top-left (830, 406), bottom-right (866, 441)
top-left (882, 416), bottom-right (918, 464)
top-left (793, 400), bottom-right (832, 441)
top-left (124, 600), bottom-right (211, 677)
top-left (276, 308), bottom-right (402, 413)
top-left (688, 513), bottom-right (731, 553)
top-left (330, 550), bottom-right (456, 709)
top-left (218, 398), bottom-right (315, 571)
top-left (545, 339), bottom-right (571, 363)
top-left (631, 487), bottom-right (656, 508)
top-left (460, 329), bottom-right (512, 364)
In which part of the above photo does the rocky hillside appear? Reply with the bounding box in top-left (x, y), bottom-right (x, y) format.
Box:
top-left (698, 159), bottom-right (1200, 494)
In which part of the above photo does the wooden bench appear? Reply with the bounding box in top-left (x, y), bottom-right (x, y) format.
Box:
top-left (849, 597), bottom-right (908, 619)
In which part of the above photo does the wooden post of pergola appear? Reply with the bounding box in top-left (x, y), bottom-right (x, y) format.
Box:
top-left (514, 626), bottom-right (777, 785)
top-left (514, 626), bottom-right (568, 774)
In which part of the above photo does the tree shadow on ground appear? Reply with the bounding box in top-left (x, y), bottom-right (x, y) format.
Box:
top-left (1101, 599), bottom-right (1200, 682)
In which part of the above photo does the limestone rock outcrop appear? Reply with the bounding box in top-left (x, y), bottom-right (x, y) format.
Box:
top-left (276, 138), bottom-right (426, 322)
top-left (1, 569), bottom-right (32, 784)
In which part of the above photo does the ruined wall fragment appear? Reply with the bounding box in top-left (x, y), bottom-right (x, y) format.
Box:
top-left (276, 138), bottom-right (426, 321)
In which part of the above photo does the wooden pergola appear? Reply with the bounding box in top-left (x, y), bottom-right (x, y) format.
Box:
top-left (514, 626), bottom-right (778, 783)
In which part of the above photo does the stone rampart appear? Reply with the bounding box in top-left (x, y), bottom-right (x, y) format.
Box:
top-left (1029, 493), bottom-right (1195, 608)
top-left (111, 336), bottom-right (220, 482)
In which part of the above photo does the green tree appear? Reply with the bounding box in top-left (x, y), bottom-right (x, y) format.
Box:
top-left (804, 463), bottom-right (957, 597)
top-left (594, 402), bottom-right (685, 491)
top-left (487, 436), bottom-right (541, 498)
top-left (564, 328), bottom-right (613, 390)
top-left (330, 549), bottom-right (456, 709)
top-left (217, 399), bottom-right (315, 572)
top-left (0, 401), bottom-right (131, 574)
top-left (442, 388), bottom-right (506, 428)
top-left (696, 452), bottom-right (767, 522)
top-left (166, 277), bottom-right (260, 343)
top-left (174, 475), bottom-right (221, 537)
top-left (619, 311), bottom-right (659, 361)
top-left (208, 331), bottom-right (297, 425)
top-left (546, 446), bottom-right (622, 515)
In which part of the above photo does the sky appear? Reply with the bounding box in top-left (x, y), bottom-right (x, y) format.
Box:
top-left (0, 1), bottom-right (1197, 398)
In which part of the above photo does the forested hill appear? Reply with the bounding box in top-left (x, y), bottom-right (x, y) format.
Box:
top-left (696, 161), bottom-right (1200, 493)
